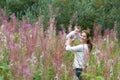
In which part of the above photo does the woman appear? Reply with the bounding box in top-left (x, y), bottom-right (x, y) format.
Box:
top-left (66, 30), bottom-right (92, 80)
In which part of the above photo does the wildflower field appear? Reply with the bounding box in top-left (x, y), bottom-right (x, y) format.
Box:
top-left (0, 9), bottom-right (120, 80)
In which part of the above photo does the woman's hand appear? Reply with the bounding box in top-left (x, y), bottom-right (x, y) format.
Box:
top-left (67, 36), bottom-right (74, 46)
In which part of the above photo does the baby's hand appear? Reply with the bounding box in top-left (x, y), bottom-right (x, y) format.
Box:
top-left (67, 37), bottom-right (74, 46)
top-left (70, 35), bottom-right (74, 39)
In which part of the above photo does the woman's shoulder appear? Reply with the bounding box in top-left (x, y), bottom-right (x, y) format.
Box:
top-left (83, 44), bottom-right (89, 51)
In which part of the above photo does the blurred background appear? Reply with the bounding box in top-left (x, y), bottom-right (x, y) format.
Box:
top-left (0, 0), bottom-right (120, 37)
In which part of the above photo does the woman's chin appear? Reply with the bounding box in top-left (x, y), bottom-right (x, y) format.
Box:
top-left (80, 40), bottom-right (83, 43)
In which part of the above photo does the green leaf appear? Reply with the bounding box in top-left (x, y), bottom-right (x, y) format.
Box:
top-left (82, 73), bottom-right (95, 78)
top-left (0, 76), bottom-right (4, 80)
top-left (0, 65), bottom-right (9, 70)
top-left (96, 76), bottom-right (104, 80)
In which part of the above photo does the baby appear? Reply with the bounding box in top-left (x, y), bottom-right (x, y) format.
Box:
top-left (66, 26), bottom-right (81, 45)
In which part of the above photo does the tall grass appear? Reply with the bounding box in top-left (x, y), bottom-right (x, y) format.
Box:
top-left (0, 9), bottom-right (120, 80)
top-left (83, 23), bottom-right (120, 80)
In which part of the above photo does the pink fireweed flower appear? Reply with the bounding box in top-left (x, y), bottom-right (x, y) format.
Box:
top-left (18, 27), bottom-right (23, 31)
top-left (10, 13), bottom-right (16, 19)
top-left (0, 9), bottom-right (8, 23)
top-left (58, 30), bottom-right (65, 35)
top-left (104, 29), bottom-right (110, 38)
top-left (21, 67), bottom-right (32, 77)
top-left (25, 23), bottom-right (31, 28)
top-left (23, 67), bottom-right (30, 74)
top-left (103, 52), bottom-right (108, 62)
top-left (3, 20), bottom-right (7, 23)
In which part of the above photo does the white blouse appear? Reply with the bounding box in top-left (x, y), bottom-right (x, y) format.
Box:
top-left (66, 44), bottom-right (88, 69)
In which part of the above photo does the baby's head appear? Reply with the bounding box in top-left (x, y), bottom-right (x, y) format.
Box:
top-left (74, 26), bottom-right (80, 34)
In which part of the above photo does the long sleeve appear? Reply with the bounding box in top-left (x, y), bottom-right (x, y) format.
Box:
top-left (66, 44), bottom-right (89, 69)
top-left (66, 45), bottom-right (85, 52)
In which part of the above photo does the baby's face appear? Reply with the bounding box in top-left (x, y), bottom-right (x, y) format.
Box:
top-left (74, 28), bottom-right (80, 34)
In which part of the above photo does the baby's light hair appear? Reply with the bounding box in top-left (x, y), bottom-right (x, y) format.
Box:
top-left (74, 25), bottom-right (80, 29)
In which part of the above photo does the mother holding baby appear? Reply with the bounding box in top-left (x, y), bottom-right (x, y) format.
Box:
top-left (66, 27), bottom-right (92, 80)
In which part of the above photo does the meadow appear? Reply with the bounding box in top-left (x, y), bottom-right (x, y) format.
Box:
top-left (0, 9), bottom-right (120, 80)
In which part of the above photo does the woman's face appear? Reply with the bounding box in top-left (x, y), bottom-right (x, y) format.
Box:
top-left (80, 32), bottom-right (88, 43)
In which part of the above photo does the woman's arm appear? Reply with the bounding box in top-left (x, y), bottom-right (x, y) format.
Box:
top-left (66, 45), bottom-right (84, 52)
top-left (66, 35), bottom-right (88, 52)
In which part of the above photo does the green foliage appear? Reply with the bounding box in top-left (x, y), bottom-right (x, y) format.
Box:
top-left (64, 51), bottom-right (74, 66)
top-left (83, 73), bottom-right (105, 80)
top-left (1, 0), bottom-right (120, 32)
top-left (0, 76), bottom-right (4, 80)
top-left (118, 24), bottom-right (120, 40)
top-left (0, 0), bottom-right (120, 80)
top-left (47, 67), bottom-right (55, 80)
top-left (74, 39), bottom-right (80, 45)
top-left (112, 61), bottom-right (120, 80)
top-left (0, 47), bottom-right (12, 80)
top-left (0, 62), bottom-right (12, 80)
top-left (54, 0), bottom-right (120, 33)
top-left (0, 0), bottom-right (5, 8)
top-left (60, 71), bottom-right (69, 80)
top-left (33, 70), bottom-right (42, 80)
top-left (33, 66), bottom-right (55, 80)
top-left (0, 64), bottom-right (9, 70)
top-left (2, 0), bottom-right (37, 20)
top-left (96, 76), bottom-right (104, 80)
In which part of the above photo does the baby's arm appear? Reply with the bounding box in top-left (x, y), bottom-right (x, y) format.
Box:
top-left (66, 31), bottom-right (75, 39)
top-left (66, 31), bottom-right (75, 46)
